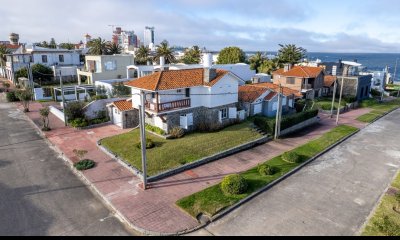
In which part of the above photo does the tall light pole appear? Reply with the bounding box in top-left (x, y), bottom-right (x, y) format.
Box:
top-left (274, 85), bottom-right (283, 139)
top-left (139, 91), bottom-right (148, 190)
top-left (330, 79), bottom-right (338, 118)
top-left (336, 65), bottom-right (348, 125)
top-left (59, 70), bottom-right (67, 126)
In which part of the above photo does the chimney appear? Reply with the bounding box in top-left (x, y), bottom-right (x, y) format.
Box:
top-left (284, 63), bottom-right (292, 72)
top-left (202, 53), bottom-right (212, 68)
top-left (204, 68), bottom-right (217, 83)
top-left (159, 56), bottom-right (165, 70)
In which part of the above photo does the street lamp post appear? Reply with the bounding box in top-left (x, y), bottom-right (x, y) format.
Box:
top-left (139, 91), bottom-right (148, 190)
top-left (274, 85), bottom-right (283, 140)
top-left (330, 79), bottom-right (338, 118)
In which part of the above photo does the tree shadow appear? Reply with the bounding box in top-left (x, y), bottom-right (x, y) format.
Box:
top-left (0, 160), bottom-right (11, 168)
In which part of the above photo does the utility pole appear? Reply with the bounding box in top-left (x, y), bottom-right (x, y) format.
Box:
top-left (59, 70), bottom-right (67, 126)
top-left (274, 85), bottom-right (283, 140)
top-left (330, 79), bottom-right (337, 118)
top-left (336, 76), bottom-right (345, 125)
top-left (139, 91), bottom-right (148, 190)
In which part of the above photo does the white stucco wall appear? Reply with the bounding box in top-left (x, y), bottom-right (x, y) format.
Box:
top-left (213, 64), bottom-right (256, 81)
top-left (208, 74), bottom-right (239, 108)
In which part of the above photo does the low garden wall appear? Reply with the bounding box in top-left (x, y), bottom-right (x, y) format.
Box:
top-left (49, 106), bottom-right (65, 122)
top-left (280, 117), bottom-right (319, 136)
top-left (320, 101), bottom-right (359, 115)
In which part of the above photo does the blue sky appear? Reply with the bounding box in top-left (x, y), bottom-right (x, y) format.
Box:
top-left (1, 0), bottom-right (399, 52)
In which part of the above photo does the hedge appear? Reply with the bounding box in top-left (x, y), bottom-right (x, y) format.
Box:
top-left (254, 109), bottom-right (319, 134)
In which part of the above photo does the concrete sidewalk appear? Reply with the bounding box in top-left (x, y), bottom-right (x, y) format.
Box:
top-left (21, 100), bottom-right (370, 235)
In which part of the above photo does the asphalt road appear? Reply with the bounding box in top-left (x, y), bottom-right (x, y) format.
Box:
top-left (192, 109), bottom-right (400, 236)
top-left (0, 96), bottom-right (135, 236)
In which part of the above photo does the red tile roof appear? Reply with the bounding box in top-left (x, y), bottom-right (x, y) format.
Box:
top-left (112, 99), bottom-right (133, 111)
top-left (239, 85), bottom-right (269, 102)
top-left (249, 83), bottom-right (303, 98)
top-left (264, 92), bottom-right (277, 101)
top-left (125, 68), bottom-right (229, 91)
top-left (273, 66), bottom-right (323, 78)
top-left (324, 75), bottom-right (337, 87)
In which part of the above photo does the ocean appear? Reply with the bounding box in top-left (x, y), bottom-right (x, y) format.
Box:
top-left (245, 52), bottom-right (400, 82)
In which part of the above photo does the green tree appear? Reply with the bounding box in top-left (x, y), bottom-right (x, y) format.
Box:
top-left (155, 40), bottom-right (176, 64)
top-left (59, 43), bottom-right (75, 50)
top-left (217, 46), bottom-right (246, 64)
top-left (64, 101), bottom-right (87, 121)
top-left (181, 46), bottom-right (202, 64)
top-left (258, 58), bottom-right (280, 75)
top-left (111, 82), bottom-right (131, 97)
top-left (49, 38), bottom-right (57, 49)
top-left (135, 46), bottom-right (151, 65)
top-left (39, 107), bottom-right (51, 131)
top-left (31, 64), bottom-right (54, 83)
top-left (14, 68), bottom-right (28, 80)
top-left (87, 37), bottom-right (108, 55)
top-left (277, 44), bottom-right (307, 65)
top-left (107, 42), bottom-right (122, 55)
top-left (0, 44), bottom-right (11, 67)
top-left (36, 41), bottom-right (49, 48)
top-left (249, 52), bottom-right (267, 73)
top-left (15, 88), bottom-right (33, 112)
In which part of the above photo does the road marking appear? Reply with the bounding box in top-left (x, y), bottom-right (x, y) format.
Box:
top-left (385, 163), bottom-right (399, 168)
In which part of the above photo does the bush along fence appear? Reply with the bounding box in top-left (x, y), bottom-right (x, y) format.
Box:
top-left (254, 109), bottom-right (319, 135)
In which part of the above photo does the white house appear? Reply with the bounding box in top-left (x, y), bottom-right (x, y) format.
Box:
top-left (123, 67), bottom-right (243, 132)
top-left (4, 45), bottom-right (81, 83)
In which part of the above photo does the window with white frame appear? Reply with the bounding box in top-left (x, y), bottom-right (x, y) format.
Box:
top-left (220, 108), bottom-right (228, 119)
top-left (104, 60), bottom-right (117, 71)
top-left (42, 55), bottom-right (48, 63)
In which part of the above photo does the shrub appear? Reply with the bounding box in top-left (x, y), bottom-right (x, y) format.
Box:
top-left (92, 95), bottom-right (108, 100)
top-left (64, 101), bottom-right (87, 120)
top-left (136, 138), bottom-right (155, 149)
top-left (69, 118), bottom-right (89, 128)
top-left (145, 124), bottom-right (166, 135)
top-left (170, 127), bottom-right (185, 139)
top-left (15, 88), bottom-right (33, 112)
top-left (220, 174), bottom-right (248, 196)
top-left (343, 96), bottom-right (357, 103)
top-left (6, 91), bottom-right (19, 102)
top-left (370, 88), bottom-right (382, 97)
top-left (39, 107), bottom-right (51, 131)
top-left (360, 98), bottom-right (379, 108)
top-left (258, 164), bottom-right (276, 176)
top-left (282, 151), bottom-right (301, 163)
top-left (90, 118), bottom-right (108, 125)
top-left (74, 159), bottom-right (95, 171)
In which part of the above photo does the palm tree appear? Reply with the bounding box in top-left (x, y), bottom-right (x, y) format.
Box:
top-left (249, 52), bottom-right (267, 73)
top-left (87, 37), bottom-right (108, 55)
top-left (181, 45), bottom-right (202, 64)
top-left (155, 40), bottom-right (176, 64)
top-left (0, 44), bottom-right (11, 67)
top-left (277, 44), bottom-right (307, 65)
top-left (107, 42), bottom-right (122, 55)
top-left (135, 46), bottom-right (151, 65)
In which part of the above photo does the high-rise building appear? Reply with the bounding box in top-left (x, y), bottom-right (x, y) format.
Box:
top-left (112, 27), bottom-right (139, 52)
top-left (144, 26), bottom-right (155, 48)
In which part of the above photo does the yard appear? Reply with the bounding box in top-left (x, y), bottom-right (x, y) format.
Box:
top-left (357, 98), bottom-right (400, 123)
top-left (100, 121), bottom-right (264, 176)
top-left (176, 125), bottom-right (358, 219)
top-left (362, 172), bottom-right (400, 236)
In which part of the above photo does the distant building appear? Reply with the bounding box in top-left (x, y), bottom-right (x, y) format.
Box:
top-left (112, 27), bottom-right (139, 52)
top-left (144, 26), bottom-right (155, 49)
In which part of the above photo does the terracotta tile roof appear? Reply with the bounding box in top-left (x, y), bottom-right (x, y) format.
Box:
top-left (239, 85), bottom-right (269, 102)
top-left (249, 83), bottom-right (303, 98)
top-left (324, 75), bottom-right (337, 87)
top-left (264, 92), bottom-right (277, 101)
top-left (124, 68), bottom-right (229, 91)
top-left (273, 66), bottom-right (323, 78)
top-left (112, 99), bottom-right (133, 111)
top-left (0, 43), bottom-right (20, 50)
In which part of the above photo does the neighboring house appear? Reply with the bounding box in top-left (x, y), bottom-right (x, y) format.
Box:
top-left (239, 83), bottom-right (302, 118)
top-left (4, 45), bottom-right (81, 84)
top-left (124, 68), bottom-right (243, 133)
top-left (77, 55), bottom-right (135, 85)
top-left (323, 75), bottom-right (337, 96)
top-left (250, 73), bottom-right (272, 84)
top-left (272, 65), bottom-right (325, 99)
top-left (337, 75), bottom-right (372, 101)
top-left (107, 99), bottom-right (139, 129)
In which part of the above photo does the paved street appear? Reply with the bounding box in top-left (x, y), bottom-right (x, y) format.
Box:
top-left (192, 109), bottom-right (400, 236)
top-left (0, 96), bottom-right (134, 236)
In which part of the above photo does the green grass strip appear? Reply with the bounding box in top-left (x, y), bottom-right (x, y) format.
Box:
top-left (176, 125), bottom-right (358, 218)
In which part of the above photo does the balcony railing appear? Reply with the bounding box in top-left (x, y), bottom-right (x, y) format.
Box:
top-left (145, 98), bottom-right (191, 113)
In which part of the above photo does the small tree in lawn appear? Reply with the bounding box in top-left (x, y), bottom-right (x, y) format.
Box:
top-left (16, 88), bottom-right (33, 112)
top-left (39, 107), bottom-right (51, 131)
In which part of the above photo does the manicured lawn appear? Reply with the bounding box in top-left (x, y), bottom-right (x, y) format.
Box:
top-left (313, 99), bottom-right (347, 111)
top-left (362, 172), bottom-right (400, 236)
top-left (176, 125), bottom-right (359, 219)
top-left (357, 99), bottom-right (400, 123)
top-left (100, 121), bottom-right (263, 176)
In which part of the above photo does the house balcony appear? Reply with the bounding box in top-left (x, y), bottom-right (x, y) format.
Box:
top-left (145, 98), bottom-right (191, 113)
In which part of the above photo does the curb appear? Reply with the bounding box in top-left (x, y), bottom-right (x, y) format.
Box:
top-left (179, 126), bottom-right (361, 236)
top-left (367, 106), bottom-right (400, 125)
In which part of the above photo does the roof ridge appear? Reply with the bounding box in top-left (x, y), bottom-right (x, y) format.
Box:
top-left (154, 71), bottom-right (163, 91)
top-left (299, 66), bottom-right (310, 78)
